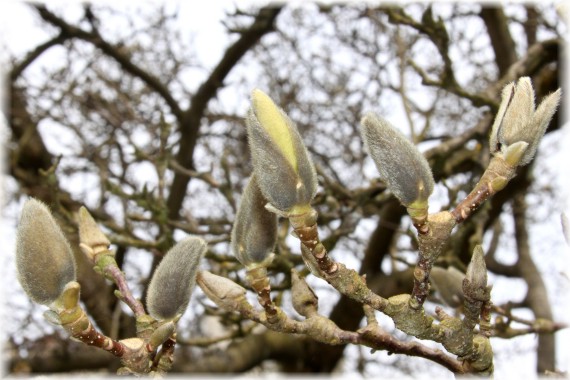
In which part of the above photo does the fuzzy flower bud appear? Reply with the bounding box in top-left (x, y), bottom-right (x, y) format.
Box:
top-left (490, 77), bottom-right (561, 166)
top-left (246, 89), bottom-right (317, 213)
top-left (16, 198), bottom-right (76, 305)
top-left (147, 237), bottom-right (206, 320)
top-left (231, 175), bottom-right (278, 266)
top-left (360, 113), bottom-right (434, 210)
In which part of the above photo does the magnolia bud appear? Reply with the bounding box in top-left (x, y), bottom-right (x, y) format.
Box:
top-left (196, 270), bottom-right (248, 310)
top-left (360, 113), bottom-right (434, 210)
top-left (430, 266), bottom-right (465, 307)
top-left (78, 206), bottom-right (111, 260)
top-left (291, 269), bottom-right (318, 317)
top-left (16, 198), bottom-right (76, 305)
top-left (148, 321), bottom-right (176, 351)
top-left (463, 245), bottom-right (490, 302)
top-left (147, 237), bottom-right (206, 320)
top-left (231, 175), bottom-right (278, 266)
top-left (246, 89), bottom-right (317, 212)
top-left (490, 77), bottom-right (561, 166)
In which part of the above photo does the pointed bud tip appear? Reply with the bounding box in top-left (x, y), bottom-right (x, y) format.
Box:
top-left (231, 175), bottom-right (278, 266)
top-left (360, 113), bottom-right (434, 206)
top-left (466, 245), bottom-right (487, 289)
top-left (78, 206), bottom-right (110, 249)
top-left (196, 270), bottom-right (247, 309)
top-left (146, 237), bottom-right (207, 320)
top-left (246, 90), bottom-right (317, 211)
top-left (16, 198), bottom-right (76, 305)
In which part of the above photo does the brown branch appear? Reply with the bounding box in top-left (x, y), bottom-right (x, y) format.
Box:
top-left (479, 6), bottom-right (517, 77)
top-left (104, 264), bottom-right (146, 318)
top-left (33, 4), bottom-right (185, 121)
top-left (359, 315), bottom-right (464, 373)
top-left (523, 6), bottom-right (538, 48)
top-left (10, 33), bottom-right (70, 81)
top-left (296, 201), bottom-right (405, 372)
top-left (451, 155), bottom-right (518, 224)
top-left (172, 330), bottom-right (306, 373)
top-left (166, 6), bottom-right (282, 220)
top-left (512, 192), bottom-right (556, 373)
top-left (7, 336), bottom-right (119, 373)
top-left (485, 38), bottom-right (560, 99)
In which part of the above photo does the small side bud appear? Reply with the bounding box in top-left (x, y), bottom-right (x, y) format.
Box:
top-left (49, 281), bottom-right (83, 325)
top-left (16, 198), bottom-right (76, 305)
top-left (360, 113), bottom-right (434, 209)
top-left (291, 269), bottom-right (319, 317)
top-left (463, 245), bottom-right (489, 301)
top-left (78, 206), bottom-right (112, 260)
top-left (148, 321), bottom-right (176, 351)
top-left (430, 266), bottom-right (465, 307)
top-left (147, 237), bottom-right (206, 320)
top-left (247, 89), bottom-right (317, 212)
top-left (231, 175), bottom-right (278, 266)
top-left (502, 141), bottom-right (529, 167)
top-left (196, 270), bottom-right (248, 310)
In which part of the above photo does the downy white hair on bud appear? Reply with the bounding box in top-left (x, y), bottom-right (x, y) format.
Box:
top-left (246, 89), bottom-right (317, 213)
top-left (147, 237), bottom-right (206, 320)
top-left (490, 77), bottom-right (562, 166)
top-left (16, 198), bottom-right (76, 305)
top-left (231, 175), bottom-right (278, 266)
top-left (360, 113), bottom-right (435, 207)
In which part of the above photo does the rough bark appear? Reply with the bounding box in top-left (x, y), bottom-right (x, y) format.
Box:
top-left (304, 199), bottom-right (406, 372)
top-left (166, 6), bottom-right (282, 221)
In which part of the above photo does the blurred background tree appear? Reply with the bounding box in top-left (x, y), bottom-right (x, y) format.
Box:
top-left (2, 1), bottom-right (568, 377)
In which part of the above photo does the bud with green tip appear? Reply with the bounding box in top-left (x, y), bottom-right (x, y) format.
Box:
top-left (489, 77), bottom-right (562, 166)
top-left (246, 89), bottom-right (317, 213)
top-left (16, 198), bottom-right (76, 305)
top-left (147, 237), bottom-right (206, 320)
top-left (231, 175), bottom-right (278, 266)
top-left (360, 113), bottom-right (434, 215)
